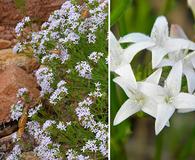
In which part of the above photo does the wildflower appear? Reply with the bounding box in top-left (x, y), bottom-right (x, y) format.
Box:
top-left (35, 67), bottom-right (54, 96)
top-left (6, 145), bottom-right (21, 160)
top-left (88, 52), bottom-right (104, 63)
top-left (49, 80), bottom-right (68, 105)
top-left (10, 101), bottom-right (24, 121)
top-left (113, 64), bottom-right (162, 125)
top-left (119, 16), bottom-right (195, 68)
top-left (17, 88), bottom-right (28, 98)
top-left (110, 31), bottom-right (153, 73)
top-left (57, 121), bottom-right (67, 131)
top-left (13, 42), bottom-right (23, 54)
top-left (140, 61), bottom-right (195, 134)
top-left (15, 16), bottom-right (30, 37)
top-left (28, 104), bottom-right (42, 117)
top-left (75, 61), bottom-right (92, 79)
top-left (158, 24), bottom-right (195, 93)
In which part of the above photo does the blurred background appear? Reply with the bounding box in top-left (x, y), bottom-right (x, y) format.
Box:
top-left (110, 0), bottom-right (195, 160)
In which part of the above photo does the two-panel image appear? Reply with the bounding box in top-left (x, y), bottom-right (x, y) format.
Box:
top-left (0, 0), bottom-right (195, 159)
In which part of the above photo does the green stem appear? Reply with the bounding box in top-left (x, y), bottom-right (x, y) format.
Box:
top-left (155, 133), bottom-right (163, 160)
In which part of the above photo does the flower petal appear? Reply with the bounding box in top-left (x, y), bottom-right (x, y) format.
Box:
top-left (115, 64), bottom-right (137, 89)
top-left (177, 108), bottom-right (195, 113)
top-left (155, 103), bottom-right (175, 135)
top-left (142, 98), bottom-right (157, 118)
top-left (113, 76), bottom-right (135, 97)
top-left (165, 38), bottom-right (195, 51)
top-left (183, 68), bottom-right (195, 93)
top-left (150, 16), bottom-right (169, 40)
top-left (170, 24), bottom-right (188, 39)
top-left (123, 41), bottom-right (155, 63)
top-left (113, 99), bottom-right (140, 125)
top-left (174, 92), bottom-right (195, 109)
top-left (145, 68), bottom-right (162, 84)
top-left (138, 82), bottom-right (165, 98)
top-left (157, 58), bottom-right (175, 68)
top-left (119, 33), bottom-right (151, 43)
top-left (165, 61), bottom-right (182, 95)
top-left (110, 31), bottom-right (124, 71)
top-left (151, 46), bottom-right (168, 69)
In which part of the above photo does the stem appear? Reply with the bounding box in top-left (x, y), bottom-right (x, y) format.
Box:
top-left (155, 133), bottom-right (163, 160)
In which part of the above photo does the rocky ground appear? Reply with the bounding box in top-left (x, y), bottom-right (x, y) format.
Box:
top-left (0, 1), bottom-right (65, 159)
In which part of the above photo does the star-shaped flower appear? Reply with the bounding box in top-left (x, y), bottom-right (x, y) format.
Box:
top-left (113, 64), bottom-right (162, 125)
top-left (140, 61), bottom-right (195, 134)
top-left (119, 16), bottom-right (195, 68)
top-left (158, 24), bottom-right (195, 93)
top-left (110, 31), bottom-right (154, 73)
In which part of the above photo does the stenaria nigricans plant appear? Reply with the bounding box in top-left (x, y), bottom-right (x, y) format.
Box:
top-left (8, 0), bottom-right (108, 159)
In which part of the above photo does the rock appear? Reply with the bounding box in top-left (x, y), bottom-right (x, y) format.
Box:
top-left (21, 152), bottom-right (40, 160)
top-left (0, 65), bottom-right (40, 124)
top-left (0, 49), bottom-right (39, 73)
top-left (0, 39), bottom-right (11, 49)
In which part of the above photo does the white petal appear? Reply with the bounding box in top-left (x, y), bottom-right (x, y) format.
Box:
top-left (110, 31), bottom-right (124, 71)
top-left (157, 59), bottom-right (175, 68)
top-left (113, 99), bottom-right (140, 125)
top-left (165, 38), bottom-right (195, 51)
top-left (165, 61), bottom-right (182, 95)
top-left (138, 82), bottom-right (165, 98)
top-left (151, 46), bottom-right (168, 69)
top-left (113, 76), bottom-right (135, 97)
top-left (170, 24), bottom-right (188, 39)
top-left (119, 33), bottom-right (151, 43)
top-left (177, 108), bottom-right (195, 113)
top-left (123, 41), bottom-right (155, 63)
top-left (145, 68), bottom-right (162, 84)
top-left (174, 92), bottom-right (195, 109)
top-left (155, 103), bottom-right (175, 135)
top-left (142, 98), bottom-right (157, 118)
top-left (184, 68), bottom-right (195, 93)
top-left (115, 64), bottom-right (137, 89)
top-left (151, 16), bottom-right (169, 40)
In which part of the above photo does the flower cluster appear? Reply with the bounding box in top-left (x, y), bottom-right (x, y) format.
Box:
top-left (35, 67), bottom-right (54, 96)
top-left (15, 16), bottom-right (30, 37)
top-left (6, 145), bottom-right (21, 160)
top-left (75, 61), bottom-right (92, 79)
top-left (26, 121), bottom-right (62, 160)
top-left (75, 83), bottom-right (108, 157)
top-left (111, 16), bottom-right (195, 135)
top-left (10, 100), bottom-right (24, 121)
top-left (88, 52), bottom-right (104, 63)
top-left (49, 80), bottom-right (68, 105)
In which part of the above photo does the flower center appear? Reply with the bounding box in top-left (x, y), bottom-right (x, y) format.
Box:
top-left (164, 96), bottom-right (173, 104)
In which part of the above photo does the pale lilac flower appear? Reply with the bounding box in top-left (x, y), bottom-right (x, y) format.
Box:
top-left (75, 61), bottom-right (92, 79)
top-left (10, 100), bottom-right (24, 121)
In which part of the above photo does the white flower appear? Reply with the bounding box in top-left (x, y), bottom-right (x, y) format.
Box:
top-left (158, 24), bottom-right (195, 93)
top-left (110, 31), bottom-right (153, 73)
top-left (88, 52), bottom-right (104, 63)
top-left (119, 16), bottom-right (195, 68)
top-left (140, 61), bottom-right (195, 134)
top-left (113, 64), bottom-right (162, 125)
top-left (57, 121), bottom-right (67, 131)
